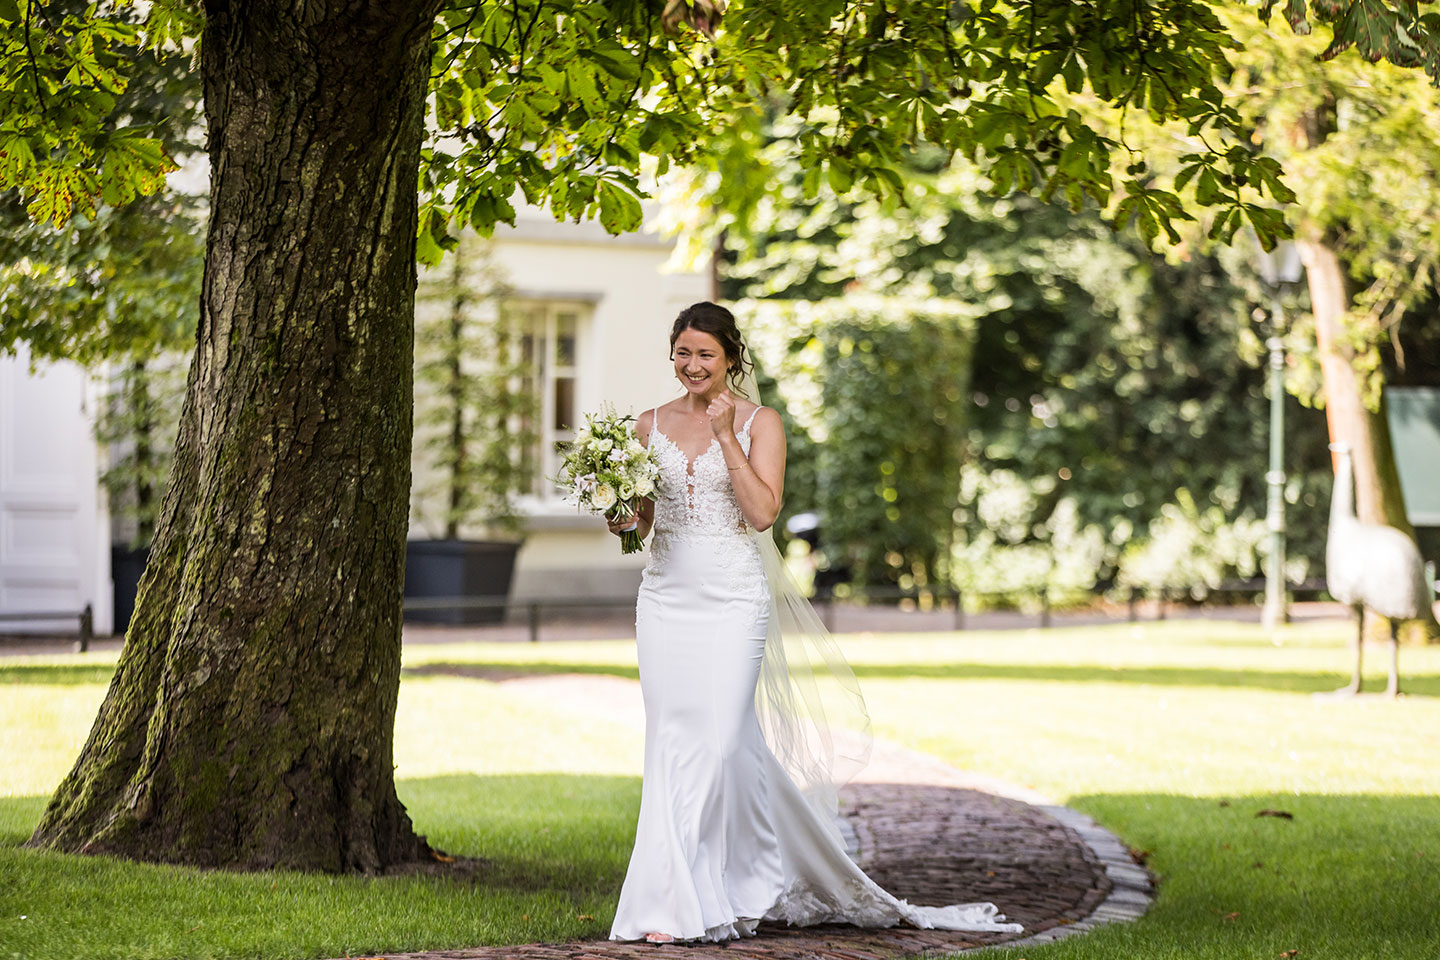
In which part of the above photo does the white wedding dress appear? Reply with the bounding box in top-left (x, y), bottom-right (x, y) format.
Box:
top-left (609, 407), bottom-right (1022, 942)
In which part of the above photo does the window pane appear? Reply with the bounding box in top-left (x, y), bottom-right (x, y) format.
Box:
top-left (553, 377), bottom-right (575, 433)
top-left (556, 312), bottom-right (577, 366)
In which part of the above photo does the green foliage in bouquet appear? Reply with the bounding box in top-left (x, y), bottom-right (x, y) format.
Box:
top-left (412, 238), bottom-right (537, 541)
top-left (557, 409), bottom-right (660, 555)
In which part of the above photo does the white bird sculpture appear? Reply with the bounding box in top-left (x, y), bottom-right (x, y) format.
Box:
top-left (1322, 442), bottom-right (1430, 697)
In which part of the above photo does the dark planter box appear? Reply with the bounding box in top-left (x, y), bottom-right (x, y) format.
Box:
top-left (111, 545), bottom-right (151, 637)
top-left (404, 539), bottom-right (521, 625)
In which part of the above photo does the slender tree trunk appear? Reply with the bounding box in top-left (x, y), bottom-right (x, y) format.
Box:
top-left (446, 251), bottom-right (467, 541)
top-left (28, 0), bottom-right (446, 870)
top-left (130, 360), bottom-right (154, 545)
top-left (1301, 235), bottom-right (1440, 643)
top-left (1295, 101), bottom-right (1437, 643)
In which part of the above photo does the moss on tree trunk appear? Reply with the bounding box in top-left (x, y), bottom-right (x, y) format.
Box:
top-left (27, 0), bottom-right (445, 871)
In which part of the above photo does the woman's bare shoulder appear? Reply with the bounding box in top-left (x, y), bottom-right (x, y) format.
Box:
top-left (638, 400), bottom-right (679, 437)
top-left (636, 406), bottom-right (658, 438)
top-left (747, 403), bottom-right (780, 427)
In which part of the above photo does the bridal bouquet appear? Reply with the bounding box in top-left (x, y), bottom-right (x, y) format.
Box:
top-left (559, 407), bottom-right (661, 554)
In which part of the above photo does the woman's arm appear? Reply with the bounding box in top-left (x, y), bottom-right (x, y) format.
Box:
top-left (718, 406), bottom-right (785, 532)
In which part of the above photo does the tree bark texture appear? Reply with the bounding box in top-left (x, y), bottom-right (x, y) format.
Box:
top-left (1300, 235), bottom-right (1440, 642)
top-left (28, 0), bottom-right (446, 870)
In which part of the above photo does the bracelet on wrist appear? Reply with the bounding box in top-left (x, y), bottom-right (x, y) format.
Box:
top-left (727, 462), bottom-right (750, 471)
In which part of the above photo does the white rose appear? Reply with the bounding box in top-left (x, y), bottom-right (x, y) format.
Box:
top-left (618, 480), bottom-right (636, 500)
top-left (595, 437), bottom-right (614, 453)
top-left (592, 483), bottom-right (617, 511)
top-left (625, 439), bottom-right (644, 456)
top-left (635, 476), bottom-right (655, 497)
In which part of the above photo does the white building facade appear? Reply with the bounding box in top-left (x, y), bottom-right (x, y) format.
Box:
top-left (0, 207), bottom-right (707, 634)
top-left (488, 207), bottom-right (710, 602)
top-left (0, 345), bottom-right (113, 635)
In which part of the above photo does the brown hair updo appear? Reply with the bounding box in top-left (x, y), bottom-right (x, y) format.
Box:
top-left (669, 301), bottom-right (754, 399)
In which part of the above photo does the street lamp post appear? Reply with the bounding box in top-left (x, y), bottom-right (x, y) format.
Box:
top-left (1255, 241), bottom-right (1304, 630)
top-left (1264, 332), bottom-right (1287, 628)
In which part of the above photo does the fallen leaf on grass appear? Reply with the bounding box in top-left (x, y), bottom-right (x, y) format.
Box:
top-left (1222, 912), bottom-right (1241, 922)
top-left (1280, 951), bottom-right (1299, 958)
top-left (1129, 847), bottom-right (1152, 865)
top-left (431, 851), bottom-right (455, 863)
top-left (577, 914), bottom-right (595, 921)
top-left (1251, 861), bottom-right (1265, 869)
top-left (1218, 799), bottom-right (1231, 807)
top-left (1255, 809), bottom-right (1294, 820)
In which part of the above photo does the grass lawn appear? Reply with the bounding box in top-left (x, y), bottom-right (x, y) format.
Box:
top-left (2, 617), bottom-right (1437, 959)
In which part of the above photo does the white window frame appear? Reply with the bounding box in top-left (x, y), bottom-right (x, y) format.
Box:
top-left (509, 298), bottom-right (591, 507)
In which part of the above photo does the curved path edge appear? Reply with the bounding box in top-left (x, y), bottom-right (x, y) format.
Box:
top-left (346, 671), bottom-right (1154, 960)
top-left (989, 801), bottom-right (1154, 953)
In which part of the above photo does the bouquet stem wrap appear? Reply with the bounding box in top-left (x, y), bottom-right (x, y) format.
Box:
top-left (609, 504), bottom-right (644, 554)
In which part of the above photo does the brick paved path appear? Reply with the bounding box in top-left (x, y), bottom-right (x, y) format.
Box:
top-left (326, 675), bottom-right (1152, 960)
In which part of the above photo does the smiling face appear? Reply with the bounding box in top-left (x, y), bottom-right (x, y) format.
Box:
top-left (672, 327), bottom-right (731, 400)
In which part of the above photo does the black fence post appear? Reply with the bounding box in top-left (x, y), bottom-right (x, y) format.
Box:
top-left (953, 590), bottom-right (965, 631)
top-left (78, 603), bottom-right (93, 653)
top-left (528, 602), bottom-right (540, 643)
top-left (1039, 589), bottom-right (1051, 629)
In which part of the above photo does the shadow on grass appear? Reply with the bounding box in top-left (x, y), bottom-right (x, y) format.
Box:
top-left (1, 773), bottom-right (639, 896)
top-left (10, 655), bottom-right (1436, 698)
top-left (403, 659), bottom-right (1440, 697)
top-left (404, 662), bottom-right (641, 683)
top-left (1057, 791), bottom-right (1440, 957)
top-left (7, 782), bottom-right (1438, 958)
top-left (1, 773), bottom-right (640, 958)
top-left (0, 663), bottom-right (118, 686)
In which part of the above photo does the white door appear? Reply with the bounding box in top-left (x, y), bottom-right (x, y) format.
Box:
top-left (0, 346), bottom-right (111, 635)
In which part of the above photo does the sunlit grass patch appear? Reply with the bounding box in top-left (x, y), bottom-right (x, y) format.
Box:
top-left (2, 618), bottom-right (1437, 959)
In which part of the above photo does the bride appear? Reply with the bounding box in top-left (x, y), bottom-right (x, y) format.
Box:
top-left (606, 302), bottom-right (1022, 943)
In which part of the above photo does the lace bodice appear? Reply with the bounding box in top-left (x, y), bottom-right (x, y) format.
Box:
top-left (648, 405), bottom-right (762, 540)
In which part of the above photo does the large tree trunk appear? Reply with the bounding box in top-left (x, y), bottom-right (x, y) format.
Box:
top-left (28, 0), bottom-right (445, 870)
top-left (1301, 235), bottom-right (1440, 643)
